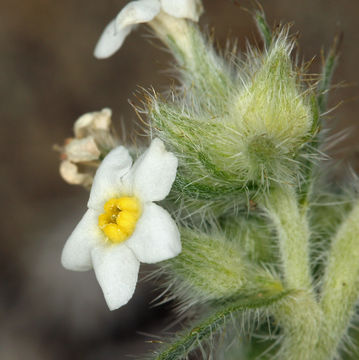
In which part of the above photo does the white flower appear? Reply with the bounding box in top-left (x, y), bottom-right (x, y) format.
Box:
top-left (61, 138), bottom-right (181, 310)
top-left (94, 0), bottom-right (203, 59)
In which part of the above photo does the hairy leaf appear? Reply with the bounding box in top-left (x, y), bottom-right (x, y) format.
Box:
top-left (152, 290), bottom-right (291, 360)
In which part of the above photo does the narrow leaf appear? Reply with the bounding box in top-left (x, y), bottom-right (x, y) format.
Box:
top-left (254, 10), bottom-right (272, 48)
top-left (317, 35), bottom-right (341, 114)
top-left (299, 36), bottom-right (340, 205)
top-left (152, 290), bottom-right (291, 360)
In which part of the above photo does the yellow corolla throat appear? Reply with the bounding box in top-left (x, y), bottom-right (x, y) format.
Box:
top-left (98, 197), bottom-right (141, 244)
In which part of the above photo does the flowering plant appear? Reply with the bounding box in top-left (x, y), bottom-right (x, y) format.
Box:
top-left (62, 139), bottom-right (180, 310)
top-left (59, 1), bottom-right (359, 359)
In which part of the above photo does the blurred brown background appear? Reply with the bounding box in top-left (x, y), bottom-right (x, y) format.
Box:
top-left (1, 0), bottom-right (358, 359)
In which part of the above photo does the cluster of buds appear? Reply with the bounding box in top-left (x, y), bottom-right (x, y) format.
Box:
top-left (57, 108), bottom-right (118, 188)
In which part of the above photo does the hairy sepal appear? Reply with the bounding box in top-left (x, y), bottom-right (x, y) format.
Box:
top-left (149, 29), bottom-right (316, 209)
top-left (160, 229), bottom-right (283, 309)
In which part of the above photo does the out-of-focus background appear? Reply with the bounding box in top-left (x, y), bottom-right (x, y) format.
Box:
top-left (1, 0), bottom-right (358, 359)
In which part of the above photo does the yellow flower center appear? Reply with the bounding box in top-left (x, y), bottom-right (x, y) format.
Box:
top-left (98, 197), bottom-right (141, 244)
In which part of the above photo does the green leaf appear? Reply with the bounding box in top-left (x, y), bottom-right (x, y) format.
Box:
top-left (299, 36), bottom-right (340, 205)
top-left (317, 35), bottom-right (341, 114)
top-left (173, 174), bottom-right (257, 201)
top-left (152, 290), bottom-right (291, 360)
top-left (298, 96), bottom-right (320, 205)
top-left (254, 10), bottom-right (272, 49)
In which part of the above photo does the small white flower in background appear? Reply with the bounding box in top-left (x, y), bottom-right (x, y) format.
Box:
top-left (94, 0), bottom-right (203, 59)
top-left (61, 138), bottom-right (181, 310)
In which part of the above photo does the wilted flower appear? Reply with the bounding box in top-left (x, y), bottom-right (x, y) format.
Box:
top-left (61, 138), bottom-right (181, 310)
top-left (94, 0), bottom-right (203, 59)
top-left (57, 108), bottom-right (117, 188)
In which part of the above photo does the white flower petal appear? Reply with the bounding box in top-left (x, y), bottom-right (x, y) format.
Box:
top-left (116, 0), bottom-right (161, 29)
top-left (126, 202), bottom-right (181, 263)
top-left (88, 146), bottom-right (133, 211)
top-left (94, 19), bottom-right (134, 59)
top-left (124, 138), bottom-right (178, 202)
top-left (61, 209), bottom-right (102, 271)
top-left (91, 244), bottom-right (140, 310)
top-left (160, 0), bottom-right (203, 21)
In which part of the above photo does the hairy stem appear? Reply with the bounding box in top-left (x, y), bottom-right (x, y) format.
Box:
top-left (264, 186), bottom-right (313, 291)
top-left (273, 291), bottom-right (322, 360)
top-left (262, 187), bottom-right (323, 359)
top-left (317, 201), bottom-right (359, 359)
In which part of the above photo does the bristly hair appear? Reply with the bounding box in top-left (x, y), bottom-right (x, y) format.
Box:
top-left (144, 24), bottom-right (318, 218)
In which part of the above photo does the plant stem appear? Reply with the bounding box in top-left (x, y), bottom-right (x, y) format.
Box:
top-left (264, 186), bottom-right (313, 291)
top-left (273, 291), bottom-right (322, 360)
top-left (317, 201), bottom-right (359, 359)
top-left (262, 187), bottom-right (324, 359)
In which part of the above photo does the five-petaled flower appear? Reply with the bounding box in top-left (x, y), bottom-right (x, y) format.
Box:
top-left (94, 0), bottom-right (203, 59)
top-left (61, 138), bottom-right (181, 310)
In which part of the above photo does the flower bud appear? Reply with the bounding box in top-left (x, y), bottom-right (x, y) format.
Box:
top-left (234, 35), bottom-right (312, 151)
top-left (150, 30), bottom-right (315, 208)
